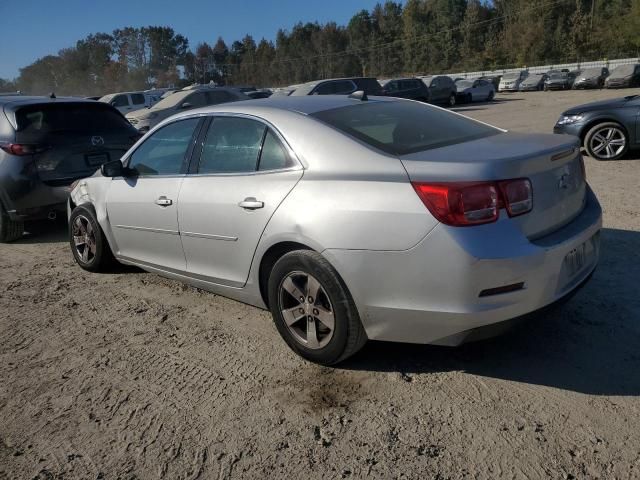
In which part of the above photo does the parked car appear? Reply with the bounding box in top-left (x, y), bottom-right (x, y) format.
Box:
top-left (420, 75), bottom-right (458, 106)
top-left (85, 96), bottom-right (101, 101)
top-left (605, 64), bottom-right (640, 88)
top-left (0, 96), bottom-right (140, 242)
top-left (381, 78), bottom-right (430, 102)
top-left (554, 94), bottom-right (640, 160)
top-left (99, 91), bottom-right (151, 114)
top-left (289, 77), bottom-right (383, 97)
top-left (544, 71), bottom-right (577, 90)
top-left (125, 86), bottom-right (249, 133)
top-left (479, 75), bottom-right (502, 90)
top-left (68, 95), bottom-right (601, 364)
top-left (455, 78), bottom-right (495, 102)
top-left (246, 89), bottom-right (273, 99)
top-left (573, 67), bottom-right (609, 89)
top-left (498, 71), bottom-right (528, 91)
top-left (519, 73), bottom-right (547, 91)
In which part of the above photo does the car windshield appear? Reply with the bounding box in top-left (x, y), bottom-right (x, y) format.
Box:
top-left (311, 100), bottom-right (499, 156)
top-left (611, 64), bottom-right (636, 76)
top-left (150, 90), bottom-right (193, 110)
top-left (456, 80), bottom-right (473, 88)
top-left (15, 102), bottom-right (133, 135)
top-left (549, 73), bottom-right (565, 79)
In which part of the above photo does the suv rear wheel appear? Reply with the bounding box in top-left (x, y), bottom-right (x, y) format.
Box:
top-left (0, 204), bottom-right (24, 243)
top-left (268, 250), bottom-right (367, 365)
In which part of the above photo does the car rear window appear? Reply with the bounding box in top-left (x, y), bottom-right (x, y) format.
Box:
top-left (15, 103), bottom-right (133, 137)
top-left (311, 101), bottom-right (499, 155)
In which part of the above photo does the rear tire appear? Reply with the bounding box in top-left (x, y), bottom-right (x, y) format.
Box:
top-left (69, 205), bottom-right (115, 272)
top-left (0, 204), bottom-right (24, 243)
top-left (487, 91), bottom-right (495, 101)
top-left (448, 93), bottom-right (456, 107)
top-left (584, 122), bottom-right (628, 161)
top-left (268, 250), bottom-right (367, 365)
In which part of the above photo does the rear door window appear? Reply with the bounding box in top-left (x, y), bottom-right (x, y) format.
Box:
top-left (130, 93), bottom-right (146, 105)
top-left (128, 118), bottom-right (200, 175)
top-left (197, 117), bottom-right (266, 174)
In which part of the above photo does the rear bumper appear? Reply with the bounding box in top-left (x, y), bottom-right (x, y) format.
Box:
top-left (323, 187), bottom-right (602, 345)
top-left (1, 171), bottom-right (70, 221)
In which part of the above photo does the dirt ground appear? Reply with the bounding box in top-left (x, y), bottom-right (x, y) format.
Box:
top-left (2, 89), bottom-right (640, 480)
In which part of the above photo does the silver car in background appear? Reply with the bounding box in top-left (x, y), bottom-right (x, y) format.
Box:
top-left (68, 95), bottom-right (601, 365)
top-left (455, 78), bottom-right (495, 102)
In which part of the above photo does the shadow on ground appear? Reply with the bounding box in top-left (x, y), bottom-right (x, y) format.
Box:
top-left (342, 227), bottom-right (640, 396)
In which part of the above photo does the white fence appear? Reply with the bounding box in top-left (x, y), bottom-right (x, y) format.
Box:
top-left (448, 57), bottom-right (640, 79)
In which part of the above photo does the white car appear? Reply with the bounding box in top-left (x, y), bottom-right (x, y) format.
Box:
top-left (499, 71), bottom-right (529, 92)
top-left (99, 91), bottom-right (152, 115)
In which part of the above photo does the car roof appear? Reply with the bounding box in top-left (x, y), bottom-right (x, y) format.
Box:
top-left (180, 94), bottom-right (397, 118)
top-left (0, 95), bottom-right (97, 109)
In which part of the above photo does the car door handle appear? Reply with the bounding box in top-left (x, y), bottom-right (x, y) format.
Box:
top-left (155, 196), bottom-right (173, 207)
top-left (238, 197), bottom-right (264, 210)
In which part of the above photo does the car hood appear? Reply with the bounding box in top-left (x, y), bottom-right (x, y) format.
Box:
top-left (546, 78), bottom-right (567, 84)
top-left (562, 96), bottom-right (637, 115)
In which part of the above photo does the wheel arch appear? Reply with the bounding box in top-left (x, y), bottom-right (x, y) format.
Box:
top-left (258, 241), bottom-right (315, 308)
top-left (579, 117), bottom-right (628, 143)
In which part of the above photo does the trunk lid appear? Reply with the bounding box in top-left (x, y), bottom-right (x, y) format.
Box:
top-left (399, 132), bottom-right (586, 239)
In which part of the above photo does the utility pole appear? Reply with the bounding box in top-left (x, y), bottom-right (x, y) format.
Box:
top-left (590, 0), bottom-right (596, 31)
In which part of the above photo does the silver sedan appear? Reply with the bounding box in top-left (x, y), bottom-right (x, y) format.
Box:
top-left (68, 95), bottom-right (602, 364)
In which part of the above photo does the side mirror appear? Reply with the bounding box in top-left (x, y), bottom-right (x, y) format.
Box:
top-left (110, 101), bottom-right (117, 107)
top-left (101, 160), bottom-right (125, 177)
top-left (180, 102), bottom-right (193, 109)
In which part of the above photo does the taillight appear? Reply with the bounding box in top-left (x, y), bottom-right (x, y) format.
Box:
top-left (412, 178), bottom-right (533, 227)
top-left (0, 143), bottom-right (47, 156)
top-left (498, 178), bottom-right (532, 217)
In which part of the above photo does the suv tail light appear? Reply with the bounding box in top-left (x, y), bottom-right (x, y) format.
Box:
top-left (0, 143), bottom-right (48, 156)
top-left (412, 178), bottom-right (533, 226)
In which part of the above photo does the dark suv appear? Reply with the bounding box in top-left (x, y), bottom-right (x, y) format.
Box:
top-left (290, 77), bottom-right (383, 96)
top-left (0, 96), bottom-right (139, 242)
top-left (381, 78), bottom-right (430, 102)
top-left (420, 76), bottom-right (457, 106)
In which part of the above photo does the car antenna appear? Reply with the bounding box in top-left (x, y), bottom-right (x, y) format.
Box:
top-left (49, 92), bottom-right (56, 99)
top-left (348, 90), bottom-right (368, 101)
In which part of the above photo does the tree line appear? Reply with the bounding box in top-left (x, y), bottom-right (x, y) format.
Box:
top-left (2, 0), bottom-right (639, 96)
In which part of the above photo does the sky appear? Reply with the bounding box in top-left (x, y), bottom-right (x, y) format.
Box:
top-left (0, 0), bottom-right (392, 80)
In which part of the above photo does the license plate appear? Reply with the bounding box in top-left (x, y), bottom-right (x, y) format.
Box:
top-left (85, 152), bottom-right (109, 166)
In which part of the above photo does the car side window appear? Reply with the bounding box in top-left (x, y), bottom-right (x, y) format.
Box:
top-left (314, 82), bottom-right (335, 95)
top-left (184, 92), bottom-right (207, 108)
top-left (128, 118), bottom-right (200, 176)
top-left (112, 95), bottom-right (129, 107)
top-left (198, 117), bottom-right (266, 174)
top-left (258, 130), bottom-right (293, 171)
top-left (385, 81), bottom-right (398, 92)
top-left (131, 93), bottom-right (146, 105)
top-left (207, 91), bottom-right (235, 104)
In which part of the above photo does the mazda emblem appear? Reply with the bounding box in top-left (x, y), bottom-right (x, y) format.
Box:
top-left (91, 136), bottom-right (104, 146)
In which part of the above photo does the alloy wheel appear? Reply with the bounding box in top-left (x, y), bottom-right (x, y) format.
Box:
top-left (278, 271), bottom-right (335, 349)
top-left (72, 215), bottom-right (96, 264)
top-left (590, 127), bottom-right (626, 159)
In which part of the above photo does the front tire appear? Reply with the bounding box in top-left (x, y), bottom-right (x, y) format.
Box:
top-left (584, 122), bottom-right (628, 161)
top-left (268, 250), bottom-right (367, 365)
top-left (0, 204), bottom-right (24, 243)
top-left (448, 93), bottom-right (456, 107)
top-left (69, 205), bottom-right (115, 272)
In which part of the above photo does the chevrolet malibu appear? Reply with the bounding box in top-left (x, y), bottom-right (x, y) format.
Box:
top-left (68, 95), bottom-right (602, 365)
